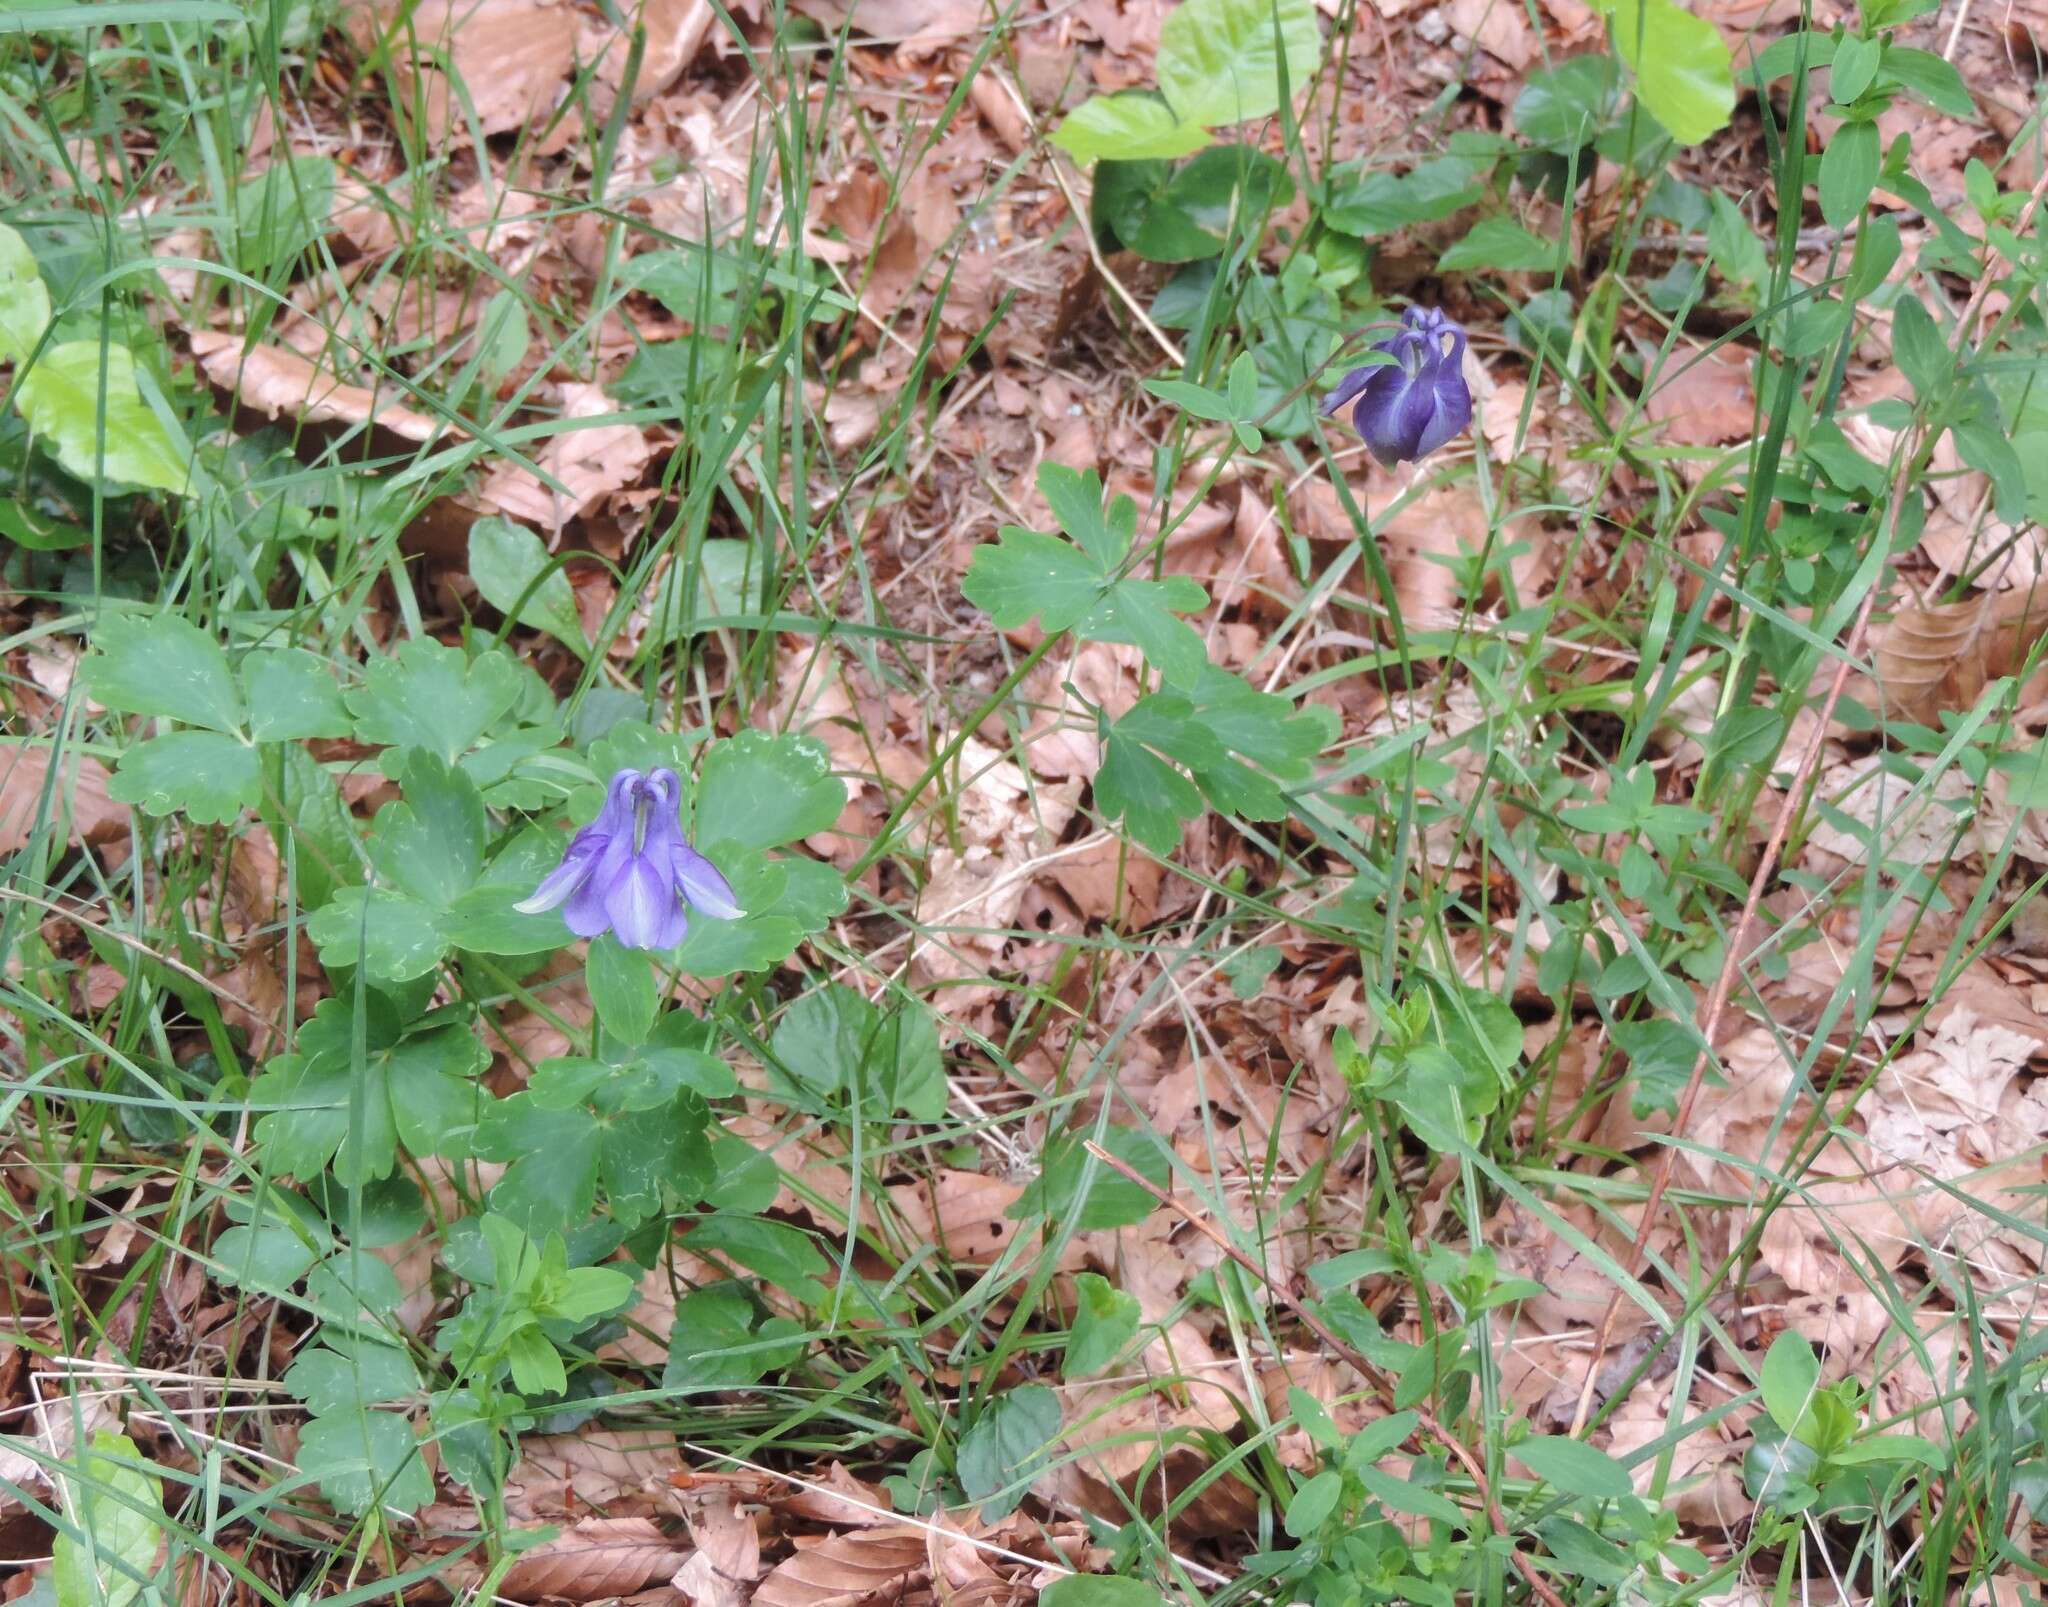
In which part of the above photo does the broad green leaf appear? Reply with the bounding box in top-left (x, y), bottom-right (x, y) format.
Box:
top-left (1817, 119), bottom-right (1879, 228)
top-left (1512, 55), bottom-right (1621, 150)
top-left (695, 537), bottom-right (770, 618)
top-left (684, 1214), bottom-right (831, 1305)
top-left (600, 1098), bottom-right (714, 1225)
top-left (1155, 0), bottom-right (1320, 129)
top-left (1065, 1272), bottom-right (1141, 1377)
top-left (963, 465), bottom-right (1209, 685)
top-left (586, 934), bottom-right (658, 1045)
top-left (1440, 216), bottom-right (1555, 272)
top-left (1601, 0), bottom-right (1734, 145)
top-left (469, 515), bottom-right (589, 653)
top-left (232, 155), bottom-right (336, 276)
top-left (297, 1410), bottom-right (432, 1516)
top-left (285, 1338), bottom-right (421, 1416)
top-left (249, 997), bottom-right (485, 1184)
top-left (1051, 93), bottom-right (1211, 163)
top-left (1890, 294), bottom-right (1950, 402)
top-left (84, 612), bottom-right (243, 731)
top-left (671, 855), bottom-right (847, 978)
top-left (1355, 1462), bottom-right (1467, 1523)
top-left (0, 222), bottom-right (50, 362)
top-left (1323, 157), bottom-right (1487, 236)
top-left (365, 749), bottom-right (485, 909)
top-left (956, 1386), bottom-right (1061, 1520)
top-left (768, 981), bottom-right (947, 1122)
top-left (1009, 1125), bottom-right (1170, 1231)
top-left (1759, 1330), bottom-right (1819, 1438)
top-left (663, 1283), bottom-right (805, 1389)
top-left (693, 729), bottom-right (845, 851)
top-left (304, 885), bottom-right (448, 982)
top-left (1706, 192), bottom-right (1767, 288)
top-left (1283, 1469), bottom-right (1342, 1538)
top-left (243, 647), bottom-right (352, 741)
top-left (346, 638), bottom-right (525, 762)
top-left (1095, 713), bottom-right (1206, 854)
top-left (1829, 1433), bottom-right (1947, 1469)
top-left (51, 1433), bottom-right (162, 1607)
top-left (1514, 1434), bottom-right (1635, 1499)
top-left (106, 730), bottom-right (259, 824)
top-left (1040, 1581), bottom-right (1167, 1607)
top-left (1879, 45), bottom-right (1975, 117)
top-left (478, 1095), bottom-right (602, 1234)
top-left (14, 342), bottom-right (188, 492)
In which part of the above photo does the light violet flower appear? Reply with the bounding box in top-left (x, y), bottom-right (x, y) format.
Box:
top-left (516, 766), bottom-right (743, 951)
top-left (1322, 306), bottom-right (1472, 468)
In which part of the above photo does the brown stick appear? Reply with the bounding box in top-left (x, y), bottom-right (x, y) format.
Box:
top-left (1082, 1141), bottom-right (1568, 1607)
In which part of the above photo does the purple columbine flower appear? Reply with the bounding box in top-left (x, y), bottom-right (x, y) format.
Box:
top-left (1322, 306), bottom-right (1472, 468)
top-left (516, 766), bottom-right (743, 951)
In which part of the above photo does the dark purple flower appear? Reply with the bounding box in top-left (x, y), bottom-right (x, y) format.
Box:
top-left (1323, 307), bottom-right (1472, 468)
top-left (517, 766), bottom-right (743, 951)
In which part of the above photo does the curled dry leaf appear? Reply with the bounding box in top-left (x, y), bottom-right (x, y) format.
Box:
top-left (490, 1519), bottom-right (689, 1602)
top-left (479, 383), bottom-right (655, 532)
top-left (1, 746), bottom-right (126, 855)
top-left (190, 332), bottom-right (449, 444)
top-left (671, 1493), bottom-right (762, 1607)
top-left (1870, 584), bottom-right (2048, 725)
top-left (750, 1525), bottom-right (929, 1607)
top-left (1643, 344), bottom-right (1756, 447)
top-left (342, 0), bottom-right (579, 141)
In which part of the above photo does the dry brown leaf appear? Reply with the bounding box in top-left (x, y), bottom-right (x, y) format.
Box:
top-left (491, 1519), bottom-right (688, 1602)
top-left (750, 1525), bottom-right (929, 1607)
top-left (789, 0), bottom-right (987, 50)
top-left (1, 746), bottom-right (126, 855)
top-left (671, 1493), bottom-right (761, 1607)
top-left (479, 383), bottom-right (654, 531)
top-left (190, 332), bottom-right (448, 444)
top-left (1870, 584), bottom-right (2048, 725)
top-left (1643, 345), bottom-right (1756, 447)
top-left (886, 1169), bottom-right (1033, 1266)
top-left (508, 1429), bottom-right (684, 1513)
top-left (1444, 0), bottom-right (1537, 68)
top-left (343, 0), bottom-right (579, 141)
top-left (583, 0), bottom-right (714, 106)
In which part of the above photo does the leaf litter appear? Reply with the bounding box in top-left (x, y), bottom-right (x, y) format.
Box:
top-left (9, 0), bottom-right (2048, 1599)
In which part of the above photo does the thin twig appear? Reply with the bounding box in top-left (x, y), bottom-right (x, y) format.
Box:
top-left (1082, 1141), bottom-right (1569, 1607)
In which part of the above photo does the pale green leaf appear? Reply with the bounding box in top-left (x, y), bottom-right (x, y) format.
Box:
top-left (84, 612), bottom-right (243, 731)
top-left (52, 1433), bottom-right (162, 1607)
top-left (1051, 94), bottom-right (1212, 163)
top-left (1155, 0), bottom-right (1320, 129)
top-left (15, 342), bottom-right (189, 493)
top-left (106, 730), bottom-right (260, 824)
top-left (0, 221), bottom-right (50, 363)
top-left (469, 515), bottom-right (589, 653)
top-left (1602, 0), bottom-right (1734, 145)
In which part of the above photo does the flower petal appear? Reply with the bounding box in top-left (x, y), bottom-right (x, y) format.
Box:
top-left (605, 852), bottom-right (690, 950)
top-left (564, 834), bottom-right (632, 937)
top-left (673, 843), bottom-right (745, 921)
top-left (1321, 363), bottom-right (1377, 418)
top-left (1354, 368), bottom-right (1422, 467)
top-left (514, 846), bottom-right (597, 914)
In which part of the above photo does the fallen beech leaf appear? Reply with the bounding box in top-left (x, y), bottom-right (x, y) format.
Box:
top-left (1871, 585), bottom-right (2048, 725)
top-left (1644, 344), bottom-right (1755, 446)
top-left (343, 0), bottom-right (579, 140)
top-left (788, 0), bottom-right (986, 50)
top-left (671, 1494), bottom-right (761, 1607)
top-left (750, 1526), bottom-right (929, 1607)
top-left (496, 1519), bottom-right (688, 1602)
top-left (479, 383), bottom-right (653, 531)
top-left (190, 332), bottom-right (449, 444)
top-left (1, 746), bottom-right (126, 855)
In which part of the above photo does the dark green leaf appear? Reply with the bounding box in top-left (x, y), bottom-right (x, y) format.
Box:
top-left (956, 1385), bottom-right (1061, 1520)
top-left (85, 612), bottom-right (243, 731)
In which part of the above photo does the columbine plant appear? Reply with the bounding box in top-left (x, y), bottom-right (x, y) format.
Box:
top-left (1323, 306), bottom-right (1472, 467)
top-left (518, 766), bottom-right (743, 950)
